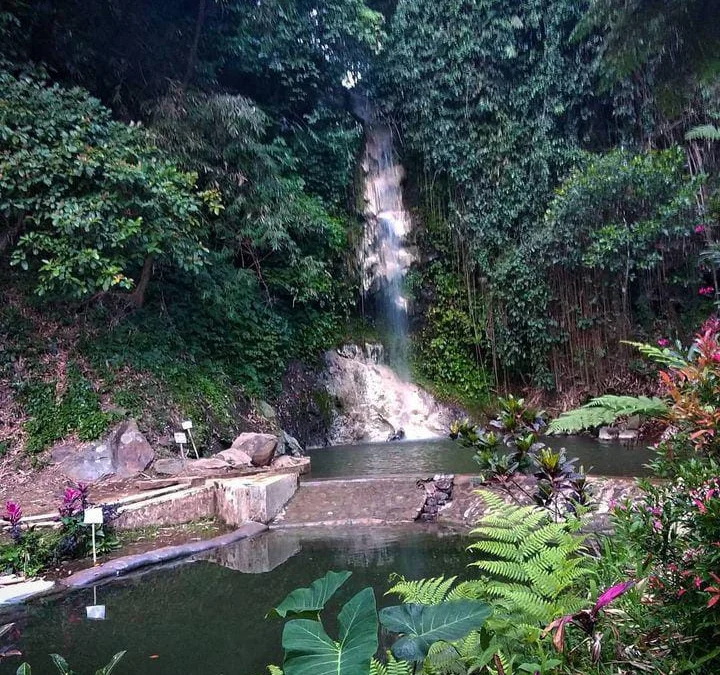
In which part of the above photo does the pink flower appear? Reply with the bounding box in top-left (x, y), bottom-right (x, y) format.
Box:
top-left (699, 286), bottom-right (715, 296)
top-left (657, 338), bottom-right (670, 347)
top-left (696, 224), bottom-right (706, 234)
top-left (695, 576), bottom-right (703, 589)
top-left (592, 581), bottom-right (635, 617)
top-left (3, 501), bottom-right (21, 526)
top-left (712, 353), bottom-right (720, 363)
top-left (653, 519), bottom-right (663, 531)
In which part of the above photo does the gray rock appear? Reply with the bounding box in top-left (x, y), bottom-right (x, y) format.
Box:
top-left (153, 458), bottom-right (185, 476)
top-left (283, 431), bottom-right (304, 457)
top-left (216, 448), bottom-right (253, 466)
top-left (256, 400), bottom-right (277, 421)
top-left (115, 419), bottom-right (154, 478)
top-left (58, 442), bottom-right (115, 482)
top-left (625, 415), bottom-right (641, 430)
top-left (230, 433), bottom-right (277, 467)
top-left (618, 429), bottom-right (638, 441)
top-left (52, 419), bottom-right (154, 482)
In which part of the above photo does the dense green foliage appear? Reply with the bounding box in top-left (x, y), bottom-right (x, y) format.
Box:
top-left (0, 0), bottom-right (381, 453)
top-left (379, 0), bottom-right (720, 394)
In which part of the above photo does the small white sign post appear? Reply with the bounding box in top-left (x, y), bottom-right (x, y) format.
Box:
top-left (181, 420), bottom-right (199, 459)
top-left (86, 585), bottom-right (106, 620)
top-left (174, 431), bottom-right (188, 463)
top-left (83, 507), bottom-right (104, 566)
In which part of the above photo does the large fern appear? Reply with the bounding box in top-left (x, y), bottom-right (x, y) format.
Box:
top-left (467, 492), bottom-right (592, 629)
top-left (546, 394), bottom-right (669, 434)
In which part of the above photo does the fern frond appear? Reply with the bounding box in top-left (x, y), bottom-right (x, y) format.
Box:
top-left (446, 580), bottom-right (484, 601)
top-left (385, 575), bottom-right (457, 604)
top-left (471, 559), bottom-right (530, 584)
top-left (686, 124), bottom-right (720, 141)
top-left (370, 659), bottom-right (387, 675)
top-left (547, 394), bottom-right (669, 433)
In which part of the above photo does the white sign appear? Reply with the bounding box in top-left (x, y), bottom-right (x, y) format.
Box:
top-left (86, 605), bottom-right (106, 620)
top-left (181, 420), bottom-right (193, 430)
top-left (174, 432), bottom-right (188, 444)
top-left (83, 508), bottom-right (104, 525)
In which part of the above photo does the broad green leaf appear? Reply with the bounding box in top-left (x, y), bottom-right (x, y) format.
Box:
top-left (282, 587), bottom-right (378, 675)
top-left (271, 570), bottom-right (352, 618)
top-left (379, 601), bottom-right (493, 662)
top-left (16, 665), bottom-right (31, 675)
top-left (49, 654), bottom-right (72, 675)
top-left (95, 651), bottom-right (126, 675)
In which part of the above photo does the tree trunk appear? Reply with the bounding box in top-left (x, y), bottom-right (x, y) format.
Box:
top-left (183, 0), bottom-right (207, 89)
top-left (130, 255), bottom-right (154, 308)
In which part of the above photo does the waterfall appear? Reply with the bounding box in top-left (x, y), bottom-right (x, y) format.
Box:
top-left (360, 124), bottom-right (413, 378)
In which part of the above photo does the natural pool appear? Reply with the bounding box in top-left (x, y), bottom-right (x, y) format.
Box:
top-left (0, 528), bottom-right (471, 675)
top-left (307, 437), bottom-right (653, 478)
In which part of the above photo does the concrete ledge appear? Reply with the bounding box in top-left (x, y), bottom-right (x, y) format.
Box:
top-left (60, 522), bottom-right (268, 588)
top-left (114, 486), bottom-right (215, 530)
top-left (214, 474), bottom-right (299, 526)
top-left (0, 579), bottom-right (55, 605)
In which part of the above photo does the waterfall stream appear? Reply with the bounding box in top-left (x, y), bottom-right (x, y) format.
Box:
top-left (360, 124), bottom-right (413, 377)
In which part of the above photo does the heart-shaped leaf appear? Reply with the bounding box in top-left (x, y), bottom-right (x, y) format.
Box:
top-left (271, 570), bottom-right (352, 619)
top-left (380, 601), bottom-right (492, 661)
top-left (282, 587), bottom-right (378, 675)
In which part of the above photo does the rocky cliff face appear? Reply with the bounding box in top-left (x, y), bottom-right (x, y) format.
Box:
top-left (276, 344), bottom-right (460, 447)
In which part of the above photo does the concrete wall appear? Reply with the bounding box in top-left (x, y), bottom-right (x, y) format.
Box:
top-left (113, 474), bottom-right (299, 530)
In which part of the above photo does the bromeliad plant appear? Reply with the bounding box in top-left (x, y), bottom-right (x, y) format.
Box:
top-left (451, 397), bottom-right (589, 517)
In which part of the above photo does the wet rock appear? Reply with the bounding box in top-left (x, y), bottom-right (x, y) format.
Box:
top-left (598, 426), bottom-right (619, 441)
top-left (276, 431), bottom-right (305, 457)
top-left (271, 455), bottom-right (310, 474)
top-left (415, 474), bottom-right (454, 522)
top-left (216, 447), bottom-right (253, 466)
top-left (617, 429), bottom-right (638, 441)
top-left (387, 428), bottom-right (405, 442)
top-left (230, 432), bottom-right (277, 467)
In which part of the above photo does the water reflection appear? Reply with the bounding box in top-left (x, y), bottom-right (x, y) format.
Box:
top-left (0, 529), bottom-right (471, 675)
top-left (308, 437), bottom-right (653, 479)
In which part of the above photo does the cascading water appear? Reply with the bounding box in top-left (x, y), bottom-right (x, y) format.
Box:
top-left (360, 124), bottom-right (414, 378)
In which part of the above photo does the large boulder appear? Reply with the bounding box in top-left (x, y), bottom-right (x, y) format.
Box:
top-left (230, 433), bottom-right (277, 467)
top-left (114, 419), bottom-right (154, 478)
top-left (52, 419), bottom-right (154, 482)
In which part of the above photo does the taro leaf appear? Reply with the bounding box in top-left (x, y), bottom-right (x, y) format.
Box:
top-left (16, 665), bottom-right (31, 675)
top-left (49, 655), bottom-right (74, 675)
top-left (282, 587), bottom-right (378, 675)
top-left (271, 570), bottom-right (352, 618)
top-left (95, 651), bottom-right (126, 675)
top-left (379, 601), bottom-right (493, 662)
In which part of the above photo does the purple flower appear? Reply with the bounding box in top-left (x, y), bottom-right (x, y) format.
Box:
top-left (4, 501), bottom-right (22, 526)
top-left (699, 286), bottom-right (715, 297)
top-left (591, 581), bottom-right (635, 617)
top-left (3, 501), bottom-right (23, 542)
top-left (657, 338), bottom-right (670, 347)
top-left (696, 224), bottom-right (706, 234)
